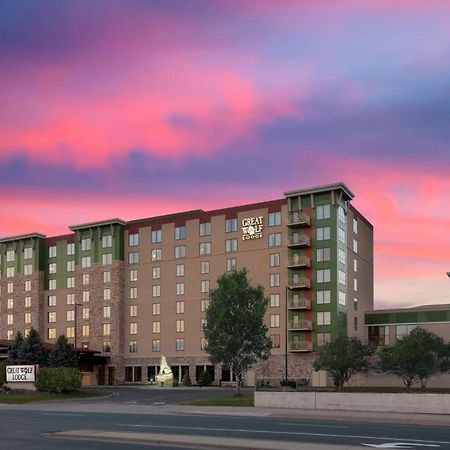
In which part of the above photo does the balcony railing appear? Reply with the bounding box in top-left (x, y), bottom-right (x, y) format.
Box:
top-left (288, 320), bottom-right (312, 330)
top-left (288, 341), bottom-right (313, 352)
top-left (288, 256), bottom-right (311, 268)
top-left (288, 297), bottom-right (311, 309)
top-left (288, 211), bottom-right (311, 227)
top-left (288, 234), bottom-right (310, 247)
top-left (287, 277), bottom-right (311, 289)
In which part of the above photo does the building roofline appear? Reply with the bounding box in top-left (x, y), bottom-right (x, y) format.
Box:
top-left (0, 232), bottom-right (47, 243)
top-left (284, 182), bottom-right (354, 200)
top-left (69, 218), bottom-right (126, 231)
top-left (366, 303), bottom-right (450, 315)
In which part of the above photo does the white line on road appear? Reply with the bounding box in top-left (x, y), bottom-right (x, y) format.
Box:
top-left (277, 422), bottom-right (348, 429)
top-left (115, 424), bottom-right (450, 446)
top-left (43, 413), bottom-right (86, 417)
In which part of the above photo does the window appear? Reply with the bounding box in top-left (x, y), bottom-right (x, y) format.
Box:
top-left (270, 314), bottom-right (280, 328)
top-left (129, 233), bottom-right (139, 247)
top-left (201, 299), bottom-right (210, 312)
top-left (104, 306), bottom-right (111, 318)
top-left (353, 239), bottom-right (358, 253)
top-left (67, 243), bottom-right (75, 255)
top-left (67, 277), bottom-right (75, 289)
top-left (128, 252), bottom-right (139, 264)
top-left (103, 271), bottom-right (111, 283)
top-left (354, 278), bottom-right (358, 291)
top-left (225, 218), bottom-right (237, 232)
top-left (102, 235), bottom-right (112, 248)
top-left (175, 225), bottom-right (186, 240)
top-left (317, 290), bottom-right (331, 304)
top-left (47, 312), bottom-right (56, 323)
top-left (6, 249), bottom-right (15, 262)
top-left (82, 308), bottom-right (89, 320)
top-left (152, 339), bottom-right (160, 351)
top-left (338, 269), bottom-right (346, 285)
top-left (226, 258), bottom-right (236, 272)
top-left (176, 338), bottom-right (185, 351)
top-left (176, 282), bottom-right (185, 295)
top-left (270, 273), bottom-right (280, 287)
top-left (6, 267), bottom-right (15, 278)
top-left (130, 323), bottom-right (137, 335)
top-left (24, 247), bottom-right (33, 259)
top-left (176, 319), bottom-right (185, 333)
top-left (25, 296), bottom-right (32, 308)
top-left (81, 239), bottom-right (91, 251)
top-left (66, 327), bottom-right (75, 338)
top-left (152, 303), bottom-right (160, 315)
top-left (67, 260), bottom-right (75, 272)
top-left (338, 248), bottom-right (346, 265)
top-left (268, 212), bottom-right (281, 227)
top-left (338, 227), bottom-right (346, 244)
top-left (199, 222), bottom-right (211, 236)
top-left (48, 295), bottom-right (56, 307)
top-left (316, 204), bottom-right (331, 220)
top-left (201, 261), bottom-right (210, 274)
top-left (353, 218), bottom-right (358, 234)
top-left (270, 334), bottom-right (280, 348)
top-left (25, 280), bottom-right (32, 292)
top-left (49, 263), bottom-right (57, 274)
top-left (199, 242), bottom-right (211, 255)
top-left (175, 245), bottom-right (186, 259)
top-left (152, 285), bottom-right (161, 297)
top-left (317, 248), bottom-right (331, 262)
top-left (24, 264), bottom-right (33, 276)
top-left (66, 293), bottom-right (75, 305)
top-left (103, 288), bottom-right (111, 300)
top-left (152, 321), bottom-right (161, 334)
top-left (317, 311), bottom-right (331, 326)
top-left (201, 280), bottom-right (210, 293)
top-left (83, 290), bottom-right (90, 302)
top-left (7, 314), bottom-right (13, 325)
top-left (176, 301), bottom-right (184, 314)
top-left (151, 229), bottom-right (162, 244)
top-left (317, 333), bottom-right (331, 346)
top-left (354, 259), bottom-right (358, 272)
top-left (396, 324), bottom-right (417, 339)
top-left (317, 269), bottom-right (331, 283)
top-left (317, 227), bottom-right (330, 241)
top-left (338, 291), bottom-right (346, 305)
top-left (130, 287), bottom-right (138, 299)
top-left (201, 318), bottom-right (207, 331)
top-left (129, 341), bottom-right (138, 353)
top-left (354, 317), bottom-right (358, 331)
top-left (7, 283), bottom-right (14, 293)
top-left (270, 253), bottom-right (280, 267)
top-left (81, 256), bottom-right (91, 268)
top-left (129, 305), bottom-right (137, 317)
top-left (225, 238), bottom-right (237, 252)
top-left (102, 341), bottom-right (111, 352)
top-left (131, 269), bottom-right (139, 281)
top-left (270, 293), bottom-right (280, 307)
top-left (48, 279), bottom-right (56, 290)
top-left (67, 310), bottom-right (75, 321)
top-left (354, 298), bottom-right (358, 311)
top-left (268, 232), bottom-right (281, 247)
top-left (201, 337), bottom-right (207, 351)
top-left (49, 246), bottom-right (57, 258)
top-left (48, 328), bottom-right (57, 339)
top-left (152, 248), bottom-right (162, 261)
top-left (338, 205), bottom-right (346, 223)
top-left (103, 323), bottom-right (111, 336)
top-left (176, 264), bottom-right (184, 277)
top-left (102, 253), bottom-right (112, 265)
top-left (82, 325), bottom-right (89, 337)
top-left (7, 298), bottom-right (13, 309)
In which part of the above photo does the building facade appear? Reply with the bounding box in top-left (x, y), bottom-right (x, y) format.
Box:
top-left (0, 183), bottom-right (374, 385)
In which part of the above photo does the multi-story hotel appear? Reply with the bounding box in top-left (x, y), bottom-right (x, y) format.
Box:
top-left (0, 183), bottom-right (374, 385)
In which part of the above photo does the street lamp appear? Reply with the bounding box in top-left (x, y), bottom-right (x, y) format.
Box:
top-left (285, 285), bottom-right (289, 387)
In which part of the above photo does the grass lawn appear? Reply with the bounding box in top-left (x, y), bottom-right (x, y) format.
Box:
top-left (181, 393), bottom-right (254, 407)
top-left (0, 390), bottom-right (111, 404)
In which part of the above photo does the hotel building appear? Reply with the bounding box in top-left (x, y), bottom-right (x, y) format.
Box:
top-left (0, 183), bottom-right (374, 385)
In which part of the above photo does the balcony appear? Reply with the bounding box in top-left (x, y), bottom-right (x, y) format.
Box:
top-left (288, 320), bottom-right (313, 331)
top-left (288, 297), bottom-right (311, 309)
top-left (287, 276), bottom-right (311, 289)
top-left (287, 211), bottom-right (311, 227)
top-left (288, 255), bottom-right (311, 269)
top-left (288, 341), bottom-right (313, 352)
top-left (287, 234), bottom-right (310, 248)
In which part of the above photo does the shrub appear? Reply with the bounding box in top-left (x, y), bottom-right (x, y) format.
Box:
top-left (0, 361), bottom-right (6, 386)
top-left (199, 370), bottom-right (213, 386)
top-left (36, 367), bottom-right (82, 393)
top-left (280, 379), bottom-right (297, 389)
top-left (181, 371), bottom-right (192, 386)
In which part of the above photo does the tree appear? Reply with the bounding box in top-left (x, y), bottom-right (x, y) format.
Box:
top-left (199, 369), bottom-right (213, 386)
top-left (204, 269), bottom-right (272, 395)
top-left (8, 331), bottom-right (25, 364)
top-left (312, 334), bottom-right (374, 391)
top-left (377, 327), bottom-right (445, 391)
top-left (19, 328), bottom-right (49, 366)
top-left (49, 335), bottom-right (77, 368)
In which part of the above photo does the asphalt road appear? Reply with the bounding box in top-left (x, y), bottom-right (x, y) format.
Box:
top-left (1, 387), bottom-right (450, 449)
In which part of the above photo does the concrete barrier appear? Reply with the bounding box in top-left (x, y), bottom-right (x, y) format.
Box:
top-left (255, 391), bottom-right (450, 414)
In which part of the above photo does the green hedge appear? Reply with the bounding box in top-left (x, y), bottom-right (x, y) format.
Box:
top-left (36, 367), bottom-right (82, 393)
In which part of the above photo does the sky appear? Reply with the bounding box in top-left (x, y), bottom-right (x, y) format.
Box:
top-left (1, 0), bottom-right (449, 309)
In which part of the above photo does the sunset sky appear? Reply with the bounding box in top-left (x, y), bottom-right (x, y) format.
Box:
top-left (1, 0), bottom-right (449, 309)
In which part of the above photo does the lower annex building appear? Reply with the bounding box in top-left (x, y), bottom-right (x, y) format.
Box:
top-left (0, 183), bottom-right (373, 385)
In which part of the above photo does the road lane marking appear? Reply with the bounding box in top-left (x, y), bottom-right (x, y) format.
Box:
top-left (115, 424), bottom-right (450, 446)
top-left (43, 413), bottom-right (86, 417)
top-left (277, 422), bottom-right (348, 429)
top-left (362, 444), bottom-right (439, 449)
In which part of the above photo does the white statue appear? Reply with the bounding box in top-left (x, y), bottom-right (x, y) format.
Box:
top-left (155, 355), bottom-right (173, 387)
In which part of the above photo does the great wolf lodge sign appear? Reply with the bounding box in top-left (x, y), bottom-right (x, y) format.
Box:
top-left (242, 216), bottom-right (264, 240)
top-left (6, 365), bottom-right (36, 382)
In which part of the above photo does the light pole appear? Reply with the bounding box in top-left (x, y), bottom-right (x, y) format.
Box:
top-left (285, 285), bottom-right (289, 386)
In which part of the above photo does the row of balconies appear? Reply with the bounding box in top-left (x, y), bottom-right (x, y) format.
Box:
top-left (288, 340), bottom-right (313, 352)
